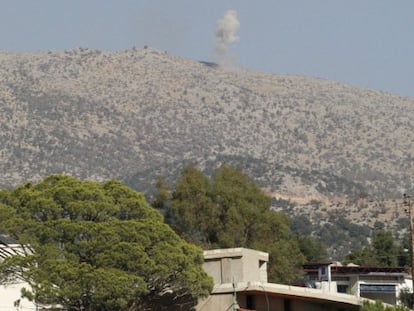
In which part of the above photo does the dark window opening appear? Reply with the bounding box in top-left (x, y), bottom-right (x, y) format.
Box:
top-left (337, 285), bottom-right (348, 293)
top-left (284, 299), bottom-right (291, 311)
top-left (246, 295), bottom-right (255, 309)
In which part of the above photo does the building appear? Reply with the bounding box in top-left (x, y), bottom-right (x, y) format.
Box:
top-left (0, 241), bottom-right (41, 311)
top-left (1, 241), bottom-right (405, 310)
top-left (196, 248), bottom-right (365, 311)
top-left (303, 262), bottom-right (411, 306)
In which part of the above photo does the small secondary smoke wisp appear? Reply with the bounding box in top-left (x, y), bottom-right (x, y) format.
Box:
top-left (214, 10), bottom-right (240, 63)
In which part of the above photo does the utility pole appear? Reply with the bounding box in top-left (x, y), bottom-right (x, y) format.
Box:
top-left (403, 193), bottom-right (414, 308)
top-left (232, 278), bottom-right (239, 311)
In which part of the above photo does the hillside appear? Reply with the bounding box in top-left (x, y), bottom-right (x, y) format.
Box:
top-left (1, 47), bottom-right (413, 258)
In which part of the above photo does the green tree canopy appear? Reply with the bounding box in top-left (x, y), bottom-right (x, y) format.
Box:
top-left (159, 164), bottom-right (306, 284)
top-left (0, 175), bottom-right (212, 311)
top-left (344, 229), bottom-right (404, 267)
top-left (361, 300), bottom-right (409, 311)
top-left (372, 230), bottom-right (399, 266)
top-left (296, 235), bottom-right (328, 263)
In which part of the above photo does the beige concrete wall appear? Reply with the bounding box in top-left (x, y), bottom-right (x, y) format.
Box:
top-left (349, 275), bottom-right (359, 296)
top-left (203, 260), bottom-right (222, 284)
top-left (241, 248), bottom-right (268, 284)
top-left (198, 291), bottom-right (359, 311)
top-left (203, 248), bottom-right (269, 285)
top-left (196, 293), bottom-right (234, 311)
top-left (0, 282), bottom-right (37, 311)
top-left (199, 249), bottom-right (361, 311)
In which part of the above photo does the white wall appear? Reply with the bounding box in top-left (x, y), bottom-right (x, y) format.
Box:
top-left (0, 281), bottom-right (37, 311)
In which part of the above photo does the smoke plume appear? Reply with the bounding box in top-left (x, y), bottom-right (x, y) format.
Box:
top-left (214, 10), bottom-right (240, 64)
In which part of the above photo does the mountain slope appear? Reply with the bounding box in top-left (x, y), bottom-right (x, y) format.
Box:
top-left (1, 48), bottom-right (413, 195)
top-left (1, 47), bottom-right (413, 257)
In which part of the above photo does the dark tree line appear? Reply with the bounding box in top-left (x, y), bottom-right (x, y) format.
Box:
top-left (152, 164), bottom-right (327, 284)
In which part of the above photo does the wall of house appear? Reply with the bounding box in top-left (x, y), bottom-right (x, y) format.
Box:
top-left (349, 275), bottom-right (359, 296)
top-left (196, 292), bottom-right (235, 311)
top-left (203, 248), bottom-right (268, 285)
top-left (198, 249), bottom-right (361, 311)
top-left (0, 281), bottom-right (37, 311)
top-left (241, 249), bottom-right (268, 284)
top-left (198, 292), bottom-right (359, 311)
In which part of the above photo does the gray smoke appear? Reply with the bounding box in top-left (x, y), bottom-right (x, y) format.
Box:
top-left (214, 10), bottom-right (240, 62)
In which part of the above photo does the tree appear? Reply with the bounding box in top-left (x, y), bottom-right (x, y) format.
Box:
top-left (171, 166), bottom-right (219, 244)
top-left (344, 230), bottom-right (400, 266)
top-left (397, 232), bottom-right (411, 267)
top-left (399, 287), bottom-right (413, 309)
top-left (161, 164), bottom-right (305, 284)
top-left (151, 177), bottom-right (174, 224)
top-left (296, 235), bottom-right (328, 262)
top-left (372, 230), bottom-right (399, 266)
top-left (290, 215), bottom-right (313, 236)
top-left (210, 165), bottom-right (272, 247)
top-left (344, 247), bottom-right (377, 266)
top-left (361, 300), bottom-right (409, 311)
top-left (0, 175), bottom-right (212, 311)
top-left (151, 177), bottom-right (171, 212)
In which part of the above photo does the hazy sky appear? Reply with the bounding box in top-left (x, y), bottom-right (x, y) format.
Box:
top-left (1, 1), bottom-right (413, 97)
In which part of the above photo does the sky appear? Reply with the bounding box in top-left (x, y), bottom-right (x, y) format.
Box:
top-left (0, 1), bottom-right (413, 97)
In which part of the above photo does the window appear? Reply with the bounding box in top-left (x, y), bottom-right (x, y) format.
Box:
top-left (246, 295), bottom-right (255, 310)
top-left (284, 299), bottom-right (291, 311)
top-left (337, 285), bottom-right (348, 293)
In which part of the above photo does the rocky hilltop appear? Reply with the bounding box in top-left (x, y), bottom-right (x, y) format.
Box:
top-left (1, 47), bottom-right (413, 256)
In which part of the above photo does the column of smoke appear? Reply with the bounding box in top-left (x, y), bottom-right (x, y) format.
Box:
top-left (214, 10), bottom-right (240, 67)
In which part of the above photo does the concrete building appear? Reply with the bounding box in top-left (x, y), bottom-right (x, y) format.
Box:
top-left (2, 241), bottom-right (405, 310)
top-left (196, 248), bottom-right (364, 311)
top-left (303, 262), bottom-right (412, 306)
top-left (0, 242), bottom-right (41, 311)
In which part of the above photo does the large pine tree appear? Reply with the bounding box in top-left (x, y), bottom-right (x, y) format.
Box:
top-left (0, 175), bottom-right (212, 310)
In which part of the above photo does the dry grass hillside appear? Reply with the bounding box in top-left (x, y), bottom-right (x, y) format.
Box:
top-left (1, 47), bottom-right (413, 258)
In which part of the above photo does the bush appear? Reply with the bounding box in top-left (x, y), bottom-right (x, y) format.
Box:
top-left (361, 300), bottom-right (409, 311)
